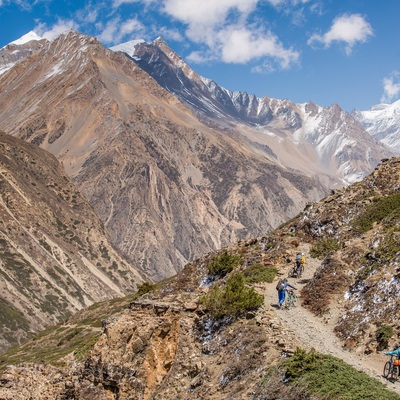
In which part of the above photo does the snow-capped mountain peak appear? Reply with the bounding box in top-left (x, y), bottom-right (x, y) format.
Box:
top-left (353, 99), bottom-right (400, 152)
top-left (9, 31), bottom-right (43, 46)
top-left (0, 31), bottom-right (47, 75)
top-left (110, 39), bottom-right (145, 57)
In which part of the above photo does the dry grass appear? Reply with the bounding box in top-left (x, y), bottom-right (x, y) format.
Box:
top-left (301, 254), bottom-right (351, 315)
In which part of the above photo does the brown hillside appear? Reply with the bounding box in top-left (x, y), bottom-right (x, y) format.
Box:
top-left (0, 132), bottom-right (144, 352)
top-left (1, 158), bottom-right (400, 398)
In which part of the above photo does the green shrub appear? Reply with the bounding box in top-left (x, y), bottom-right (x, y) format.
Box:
top-left (74, 333), bottom-right (101, 361)
top-left (353, 192), bottom-right (400, 233)
top-left (375, 232), bottom-right (400, 263)
top-left (243, 264), bottom-right (277, 283)
top-left (200, 273), bottom-right (264, 318)
top-left (376, 325), bottom-right (393, 348)
top-left (310, 238), bottom-right (342, 259)
top-left (260, 348), bottom-right (400, 400)
top-left (207, 251), bottom-right (242, 277)
top-left (357, 233), bottom-right (400, 280)
top-left (355, 264), bottom-right (374, 281)
top-left (136, 281), bottom-right (156, 296)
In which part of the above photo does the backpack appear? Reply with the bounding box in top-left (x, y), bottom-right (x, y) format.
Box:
top-left (276, 279), bottom-right (285, 291)
top-left (301, 255), bottom-right (305, 264)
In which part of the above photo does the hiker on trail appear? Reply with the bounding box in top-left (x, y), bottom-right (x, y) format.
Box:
top-left (385, 344), bottom-right (400, 359)
top-left (276, 278), bottom-right (297, 308)
top-left (294, 252), bottom-right (306, 276)
top-left (295, 252), bottom-right (306, 269)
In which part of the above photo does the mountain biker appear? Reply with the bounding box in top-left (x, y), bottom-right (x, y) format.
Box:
top-left (384, 344), bottom-right (400, 378)
top-left (294, 252), bottom-right (306, 276)
top-left (385, 344), bottom-right (400, 359)
top-left (277, 278), bottom-right (297, 308)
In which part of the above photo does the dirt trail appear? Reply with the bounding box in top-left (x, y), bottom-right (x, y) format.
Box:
top-left (262, 250), bottom-right (400, 396)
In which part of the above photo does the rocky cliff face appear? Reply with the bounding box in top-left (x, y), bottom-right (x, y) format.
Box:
top-left (0, 132), bottom-right (143, 352)
top-left (1, 157), bottom-right (400, 399)
top-left (0, 31), bottom-right (328, 280)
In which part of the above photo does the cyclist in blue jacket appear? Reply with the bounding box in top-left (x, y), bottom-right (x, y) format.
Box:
top-left (385, 344), bottom-right (400, 377)
top-left (385, 344), bottom-right (400, 358)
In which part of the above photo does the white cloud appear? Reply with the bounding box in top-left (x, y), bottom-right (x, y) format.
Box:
top-left (187, 50), bottom-right (214, 64)
top-left (35, 19), bottom-right (79, 41)
top-left (308, 13), bottom-right (373, 55)
top-left (266, 0), bottom-right (310, 7)
top-left (159, 27), bottom-right (184, 42)
top-left (163, 0), bottom-right (298, 69)
top-left (120, 18), bottom-right (144, 36)
top-left (381, 72), bottom-right (400, 104)
top-left (3, 0), bottom-right (32, 10)
top-left (97, 17), bottom-right (145, 44)
top-left (75, 3), bottom-right (100, 24)
top-left (112, 0), bottom-right (155, 7)
top-left (217, 25), bottom-right (299, 67)
top-left (163, 0), bottom-right (258, 27)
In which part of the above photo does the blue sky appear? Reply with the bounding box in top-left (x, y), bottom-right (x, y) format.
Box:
top-left (1, 0), bottom-right (400, 112)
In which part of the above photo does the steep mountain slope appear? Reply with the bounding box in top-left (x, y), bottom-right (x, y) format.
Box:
top-left (1, 157), bottom-right (400, 399)
top-left (123, 37), bottom-right (392, 186)
top-left (353, 99), bottom-right (400, 153)
top-left (290, 157), bottom-right (400, 349)
top-left (0, 132), bottom-right (143, 352)
top-left (0, 30), bottom-right (328, 280)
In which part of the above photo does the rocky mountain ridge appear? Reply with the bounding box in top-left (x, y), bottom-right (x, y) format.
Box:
top-left (0, 157), bottom-right (400, 399)
top-left (1, 31), bottom-right (395, 186)
top-left (121, 37), bottom-right (392, 186)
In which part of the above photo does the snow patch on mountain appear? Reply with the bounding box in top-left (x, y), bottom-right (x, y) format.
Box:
top-left (353, 99), bottom-right (400, 153)
top-left (9, 31), bottom-right (43, 47)
top-left (0, 31), bottom-right (48, 76)
top-left (110, 39), bottom-right (145, 57)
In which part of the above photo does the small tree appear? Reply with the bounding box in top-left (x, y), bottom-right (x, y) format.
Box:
top-left (243, 264), bottom-right (277, 283)
top-left (200, 273), bottom-right (264, 318)
top-left (207, 251), bottom-right (242, 277)
top-left (136, 281), bottom-right (156, 297)
top-left (376, 325), bottom-right (393, 350)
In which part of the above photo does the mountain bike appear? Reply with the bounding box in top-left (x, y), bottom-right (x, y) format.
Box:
top-left (289, 263), bottom-right (304, 279)
top-left (383, 355), bottom-right (400, 380)
top-left (283, 289), bottom-right (297, 309)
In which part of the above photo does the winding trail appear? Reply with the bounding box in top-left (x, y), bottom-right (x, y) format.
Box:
top-left (262, 250), bottom-right (400, 396)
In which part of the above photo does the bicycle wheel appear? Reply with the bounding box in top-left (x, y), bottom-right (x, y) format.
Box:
top-left (287, 292), bottom-right (295, 308)
top-left (383, 361), bottom-right (391, 378)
